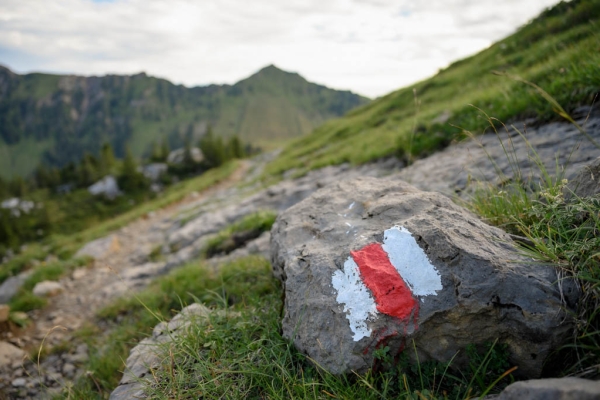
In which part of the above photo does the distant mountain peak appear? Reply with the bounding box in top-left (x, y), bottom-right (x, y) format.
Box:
top-left (251, 64), bottom-right (298, 78)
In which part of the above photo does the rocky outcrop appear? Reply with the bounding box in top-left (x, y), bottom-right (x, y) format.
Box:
top-left (75, 235), bottom-right (120, 259)
top-left (0, 271), bottom-right (32, 303)
top-left (397, 105), bottom-right (600, 197)
top-left (271, 177), bottom-right (576, 377)
top-left (565, 156), bottom-right (600, 200)
top-left (109, 303), bottom-right (212, 400)
top-left (167, 148), bottom-right (203, 165)
top-left (496, 377), bottom-right (600, 400)
top-left (88, 176), bottom-right (122, 200)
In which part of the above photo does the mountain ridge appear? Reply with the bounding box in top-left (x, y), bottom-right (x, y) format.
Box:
top-left (0, 64), bottom-right (369, 178)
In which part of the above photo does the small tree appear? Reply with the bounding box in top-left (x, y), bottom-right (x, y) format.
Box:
top-left (119, 147), bottom-right (147, 192)
top-left (199, 126), bottom-right (227, 168)
top-left (182, 139), bottom-right (196, 173)
top-left (78, 152), bottom-right (99, 187)
top-left (0, 176), bottom-right (6, 198)
top-left (100, 142), bottom-right (116, 176)
top-left (228, 135), bottom-right (245, 159)
top-left (161, 138), bottom-right (170, 161)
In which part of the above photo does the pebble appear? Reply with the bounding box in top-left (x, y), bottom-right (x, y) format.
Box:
top-left (62, 363), bottom-right (76, 377)
top-left (11, 378), bottom-right (26, 387)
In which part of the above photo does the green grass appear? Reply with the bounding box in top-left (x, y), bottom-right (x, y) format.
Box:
top-left (59, 255), bottom-right (515, 400)
top-left (262, 0), bottom-right (600, 180)
top-left (463, 107), bottom-right (600, 376)
top-left (59, 255), bottom-right (277, 399)
top-left (0, 160), bottom-right (239, 285)
top-left (0, 243), bottom-right (48, 283)
top-left (9, 256), bottom-right (92, 312)
top-left (0, 136), bottom-right (55, 179)
top-left (203, 210), bottom-right (277, 257)
top-left (0, 161), bottom-right (238, 319)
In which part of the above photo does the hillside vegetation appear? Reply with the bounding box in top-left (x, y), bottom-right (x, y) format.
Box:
top-left (264, 0), bottom-right (600, 178)
top-left (2, 1), bottom-right (600, 399)
top-left (0, 65), bottom-right (368, 178)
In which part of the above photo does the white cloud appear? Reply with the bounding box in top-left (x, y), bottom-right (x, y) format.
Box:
top-left (0, 0), bottom-right (560, 97)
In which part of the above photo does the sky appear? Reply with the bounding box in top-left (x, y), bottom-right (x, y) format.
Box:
top-left (0, 0), bottom-right (560, 98)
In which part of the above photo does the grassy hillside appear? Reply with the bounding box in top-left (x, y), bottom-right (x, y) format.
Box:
top-left (0, 65), bottom-right (368, 178)
top-left (264, 0), bottom-right (600, 178)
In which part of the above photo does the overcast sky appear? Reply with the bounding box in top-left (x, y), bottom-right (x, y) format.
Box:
top-left (0, 0), bottom-right (559, 98)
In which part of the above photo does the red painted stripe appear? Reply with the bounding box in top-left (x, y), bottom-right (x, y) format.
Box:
top-left (351, 243), bottom-right (417, 321)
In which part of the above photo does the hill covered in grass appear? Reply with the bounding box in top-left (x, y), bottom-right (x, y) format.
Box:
top-left (0, 64), bottom-right (368, 178)
top-left (264, 0), bottom-right (600, 178)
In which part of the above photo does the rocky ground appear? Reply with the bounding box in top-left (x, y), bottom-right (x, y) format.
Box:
top-left (0, 106), bottom-right (599, 399)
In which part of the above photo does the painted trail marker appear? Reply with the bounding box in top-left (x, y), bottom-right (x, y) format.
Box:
top-left (332, 226), bottom-right (442, 341)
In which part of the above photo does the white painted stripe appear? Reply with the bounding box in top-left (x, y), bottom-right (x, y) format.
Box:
top-left (331, 257), bottom-right (378, 341)
top-left (382, 226), bottom-right (442, 296)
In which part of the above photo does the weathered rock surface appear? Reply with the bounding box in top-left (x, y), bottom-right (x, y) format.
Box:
top-left (565, 156), bottom-right (600, 200)
top-left (496, 377), bottom-right (600, 400)
top-left (271, 177), bottom-right (575, 377)
top-left (397, 105), bottom-right (600, 197)
top-left (0, 341), bottom-right (25, 367)
top-left (0, 270), bottom-right (32, 303)
top-left (32, 281), bottom-right (64, 297)
top-left (88, 175), bottom-right (122, 199)
top-left (109, 303), bottom-right (212, 400)
top-left (75, 234), bottom-right (120, 259)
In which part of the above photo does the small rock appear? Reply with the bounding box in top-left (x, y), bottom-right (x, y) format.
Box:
top-left (11, 377), bottom-right (26, 387)
top-left (565, 156), bottom-right (600, 199)
top-left (62, 362), bottom-right (76, 377)
top-left (496, 377), bottom-right (600, 400)
top-left (45, 371), bottom-right (63, 384)
top-left (71, 268), bottom-right (87, 280)
top-left (76, 343), bottom-right (88, 354)
top-left (11, 360), bottom-right (23, 370)
top-left (75, 235), bottom-right (120, 259)
top-left (0, 304), bottom-right (10, 322)
top-left (0, 271), bottom-right (33, 303)
top-left (32, 281), bottom-right (64, 297)
top-left (0, 341), bottom-right (26, 367)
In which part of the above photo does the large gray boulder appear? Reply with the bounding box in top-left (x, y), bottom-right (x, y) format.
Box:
top-left (270, 177), bottom-right (576, 377)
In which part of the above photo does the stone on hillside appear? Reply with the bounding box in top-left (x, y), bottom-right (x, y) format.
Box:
top-left (10, 377), bottom-right (26, 387)
top-left (167, 147), bottom-right (203, 165)
top-left (32, 281), bottom-right (64, 297)
top-left (141, 163), bottom-right (168, 182)
top-left (109, 303), bottom-right (212, 400)
top-left (270, 177), bottom-right (576, 377)
top-left (496, 377), bottom-right (600, 400)
top-left (75, 235), bottom-right (120, 259)
top-left (565, 156), bottom-right (600, 200)
top-left (88, 175), bottom-right (122, 200)
top-left (0, 270), bottom-right (32, 303)
top-left (0, 341), bottom-right (25, 367)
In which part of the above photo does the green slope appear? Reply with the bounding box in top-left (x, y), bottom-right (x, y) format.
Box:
top-left (0, 65), bottom-right (368, 178)
top-left (264, 0), bottom-right (600, 178)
